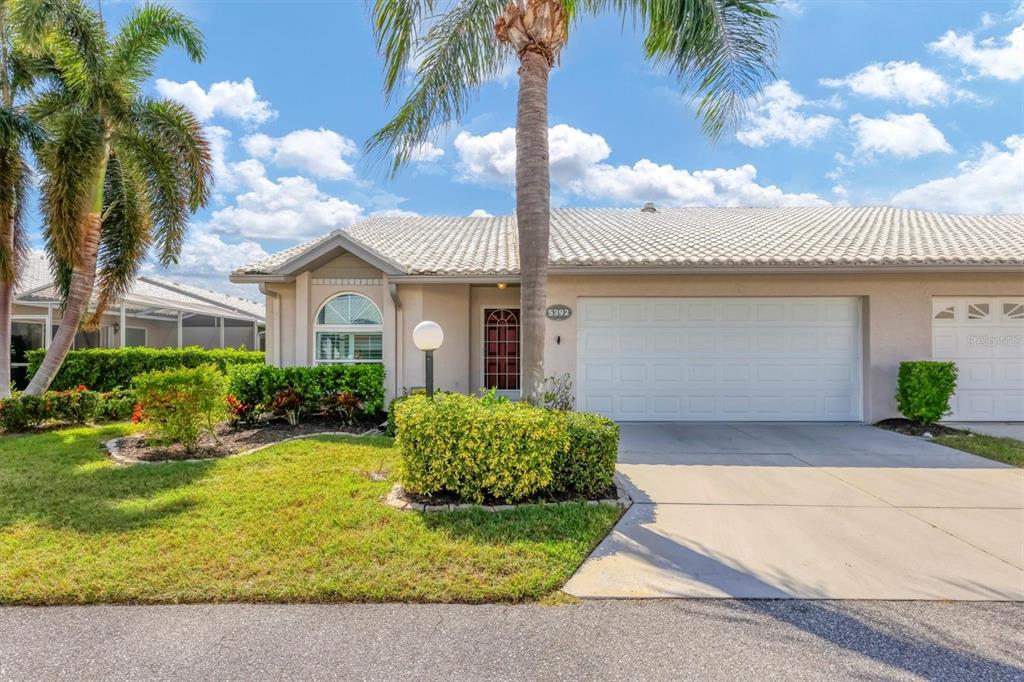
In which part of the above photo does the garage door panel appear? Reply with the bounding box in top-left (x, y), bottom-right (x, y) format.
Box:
top-left (932, 298), bottom-right (1024, 421)
top-left (577, 297), bottom-right (862, 421)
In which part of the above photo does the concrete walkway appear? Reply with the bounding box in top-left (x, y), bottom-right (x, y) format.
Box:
top-left (565, 423), bottom-right (1024, 600)
top-left (2, 601), bottom-right (1022, 681)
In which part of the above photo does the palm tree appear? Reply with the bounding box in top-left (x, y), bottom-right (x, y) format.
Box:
top-left (368, 0), bottom-right (779, 405)
top-left (18, 0), bottom-right (212, 395)
top-left (0, 0), bottom-right (43, 398)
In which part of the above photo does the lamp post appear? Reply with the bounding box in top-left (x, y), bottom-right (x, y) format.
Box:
top-left (412, 320), bottom-right (444, 398)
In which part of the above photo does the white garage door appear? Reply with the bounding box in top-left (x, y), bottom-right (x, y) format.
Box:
top-left (932, 298), bottom-right (1024, 421)
top-left (577, 297), bottom-right (862, 421)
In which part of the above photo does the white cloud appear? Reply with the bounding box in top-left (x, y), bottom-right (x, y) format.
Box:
top-left (242, 128), bottom-right (357, 180)
top-left (154, 78), bottom-right (277, 125)
top-left (736, 81), bottom-right (839, 147)
top-left (832, 184), bottom-right (848, 198)
top-left (820, 61), bottom-right (966, 106)
top-left (930, 23), bottom-right (1024, 81)
top-left (892, 135), bottom-right (1024, 214)
top-left (406, 142), bottom-right (445, 162)
top-left (469, 209), bottom-right (493, 217)
top-left (455, 124), bottom-right (826, 207)
top-left (144, 232), bottom-right (269, 298)
top-left (849, 113), bottom-right (953, 158)
top-left (208, 160), bottom-right (363, 239)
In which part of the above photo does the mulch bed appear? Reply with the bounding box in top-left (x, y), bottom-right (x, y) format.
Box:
top-left (114, 417), bottom-right (382, 462)
top-left (875, 418), bottom-right (961, 438)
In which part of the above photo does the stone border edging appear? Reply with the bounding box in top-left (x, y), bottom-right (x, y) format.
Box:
top-left (383, 472), bottom-right (633, 513)
top-left (105, 429), bottom-right (382, 465)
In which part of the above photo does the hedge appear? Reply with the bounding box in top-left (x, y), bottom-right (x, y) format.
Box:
top-left (394, 393), bottom-right (619, 504)
top-left (896, 360), bottom-right (958, 425)
top-left (26, 347), bottom-right (264, 392)
top-left (227, 363), bottom-right (386, 423)
top-left (0, 387), bottom-right (136, 432)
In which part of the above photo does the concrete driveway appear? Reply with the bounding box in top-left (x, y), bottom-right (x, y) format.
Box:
top-left (565, 423), bottom-right (1024, 600)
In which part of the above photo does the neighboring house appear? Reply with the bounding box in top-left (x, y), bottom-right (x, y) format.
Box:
top-left (230, 206), bottom-right (1024, 423)
top-left (11, 251), bottom-right (265, 389)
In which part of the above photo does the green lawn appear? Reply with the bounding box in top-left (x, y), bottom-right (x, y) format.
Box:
top-left (0, 425), bottom-right (619, 605)
top-left (933, 431), bottom-right (1024, 468)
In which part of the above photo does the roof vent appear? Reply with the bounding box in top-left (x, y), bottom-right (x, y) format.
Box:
top-left (640, 202), bottom-right (657, 213)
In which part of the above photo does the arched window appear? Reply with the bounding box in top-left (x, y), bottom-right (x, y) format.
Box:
top-left (483, 308), bottom-right (520, 391)
top-left (314, 293), bottom-right (383, 363)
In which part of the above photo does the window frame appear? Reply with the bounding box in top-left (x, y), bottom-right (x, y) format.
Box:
top-left (313, 292), bottom-right (384, 365)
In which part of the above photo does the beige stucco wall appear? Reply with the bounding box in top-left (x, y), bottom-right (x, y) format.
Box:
top-left (258, 261), bottom-right (1024, 421)
top-left (541, 271), bottom-right (1024, 422)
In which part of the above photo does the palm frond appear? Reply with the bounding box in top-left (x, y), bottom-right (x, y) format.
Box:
top-left (581, 0), bottom-right (777, 139)
top-left (0, 114), bottom-right (34, 285)
top-left (110, 4), bottom-right (204, 87)
top-left (37, 108), bottom-right (105, 275)
top-left (133, 98), bottom-right (211, 212)
top-left (89, 149), bottom-right (150, 321)
top-left (12, 0), bottom-right (106, 98)
top-left (367, 0), bottom-right (511, 175)
top-left (370, 0), bottom-right (434, 98)
top-left (114, 127), bottom-right (188, 267)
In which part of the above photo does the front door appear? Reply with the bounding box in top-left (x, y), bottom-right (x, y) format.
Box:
top-left (483, 308), bottom-right (521, 393)
top-left (10, 320), bottom-right (45, 390)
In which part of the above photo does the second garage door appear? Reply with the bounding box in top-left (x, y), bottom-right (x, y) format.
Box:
top-left (577, 297), bottom-right (862, 421)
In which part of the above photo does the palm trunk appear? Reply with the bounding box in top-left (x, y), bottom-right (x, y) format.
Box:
top-left (0, 267), bottom-right (11, 398)
top-left (516, 50), bottom-right (550, 405)
top-left (24, 148), bottom-right (108, 396)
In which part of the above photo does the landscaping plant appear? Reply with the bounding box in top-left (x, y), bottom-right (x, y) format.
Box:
top-left (394, 393), bottom-right (619, 503)
top-left (895, 361), bottom-right (958, 425)
top-left (227, 363), bottom-right (386, 422)
top-left (27, 347), bottom-right (263, 392)
top-left (19, 1), bottom-right (212, 395)
top-left (0, 386), bottom-right (135, 432)
top-left (542, 373), bottom-right (574, 411)
top-left (132, 365), bottom-right (227, 452)
top-left (270, 387), bottom-right (304, 427)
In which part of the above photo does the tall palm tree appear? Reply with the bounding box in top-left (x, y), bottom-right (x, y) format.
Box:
top-left (368, 0), bottom-right (779, 404)
top-left (18, 0), bottom-right (212, 395)
top-left (0, 0), bottom-right (43, 398)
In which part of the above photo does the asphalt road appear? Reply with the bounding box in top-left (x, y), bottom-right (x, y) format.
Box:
top-left (1, 600), bottom-right (1021, 681)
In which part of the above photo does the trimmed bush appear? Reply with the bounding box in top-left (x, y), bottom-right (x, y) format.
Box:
top-left (395, 393), bottom-right (567, 503)
top-left (554, 412), bottom-right (619, 497)
top-left (227, 363), bottom-right (386, 423)
top-left (896, 361), bottom-right (958, 425)
top-left (0, 395), bottom-right (48, 432)
top-left (394, 394), bottom-right (620, 504)
top-left (26, 346), bottom-right (264, 392)
top-left (384, 394), bottom-right (408, 437)
top-left (133, 365), bottom-right (228, 452)
top-left (0, 387), bottom-right (136, 432)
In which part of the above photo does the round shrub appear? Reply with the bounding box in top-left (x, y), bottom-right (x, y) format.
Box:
top-left (133, 365), bottom-right (228, 452)
top-left (394, 394), bottom-right (620, 504)
top-left (395, 393), bottom-right (568, 503)
top-left (895, 361), bottom-right (958, 425)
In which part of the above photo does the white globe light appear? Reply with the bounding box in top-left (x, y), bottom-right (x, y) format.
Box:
top-left (413, 320), bottom-right (444, 351)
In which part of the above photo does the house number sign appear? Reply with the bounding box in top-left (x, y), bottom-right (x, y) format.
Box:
top-left (546, 304), bottom-right (572, 321)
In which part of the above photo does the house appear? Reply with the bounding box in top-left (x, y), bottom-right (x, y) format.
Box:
top-left (230, 206), bottom-right (1024, 423)
top-left (11, 251), bottom-right (266, 389)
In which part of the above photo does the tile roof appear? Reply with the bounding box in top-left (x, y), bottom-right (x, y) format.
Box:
top-left (235, 206), bottom-right (1024, 277)
top-left (16, 251), bottom-right (264, 320)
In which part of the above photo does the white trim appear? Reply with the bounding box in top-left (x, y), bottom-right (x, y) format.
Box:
top-left (313, 292), bottom-right (385, 365)
top-left (312, 278), bottom-right (382, 286)
top-left (479, 305), bottom-right (522, 396)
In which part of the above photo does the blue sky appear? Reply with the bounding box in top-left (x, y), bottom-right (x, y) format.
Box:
top-left (43, 0), bottom-right (1024, 297)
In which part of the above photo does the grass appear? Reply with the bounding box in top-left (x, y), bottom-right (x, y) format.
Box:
top-left (933, 431), bottom-right (1024, 468)
top-left (0, 424), bottom-right (619, 605)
